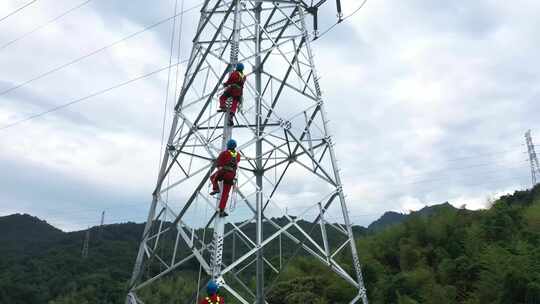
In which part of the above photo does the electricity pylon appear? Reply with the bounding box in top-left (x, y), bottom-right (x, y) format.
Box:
top-left (82, 228), bottom-right (90, 259)
top-left (126, 0), bottom-right (369, 303)
top-left (525, 130), bottom-right (540, 187)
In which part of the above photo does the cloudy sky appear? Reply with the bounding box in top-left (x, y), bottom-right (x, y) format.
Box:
top-left (0, 0), bottom-right (539, 231)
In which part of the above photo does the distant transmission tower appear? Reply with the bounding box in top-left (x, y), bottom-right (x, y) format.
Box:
top-left (99, 210), bottom-right (105, 237)
top-left (525, 130), bottom-right (540, 186)
top-left (100, 210), bottom-right (105, 227)
top-left (82, 228), bottom-right (90, 259)
top-left (126, 0), bottom-right (369, 303)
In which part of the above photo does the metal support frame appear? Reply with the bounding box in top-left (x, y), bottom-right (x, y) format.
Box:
top-left (126, 0), bottom-right (369, 303)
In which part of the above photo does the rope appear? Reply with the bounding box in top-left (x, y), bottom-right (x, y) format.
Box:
top-left (230, 179), bottom-right (238, 212)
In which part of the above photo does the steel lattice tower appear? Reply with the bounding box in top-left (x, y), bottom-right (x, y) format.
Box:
top-left (82, 228), bottom-right (90, 259)
top-left (126, 0), bottom-right (369, 303)
top-left (525, 130), bottom-right (540, 187)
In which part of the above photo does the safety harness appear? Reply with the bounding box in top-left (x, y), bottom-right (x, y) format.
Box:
top-left (229, 71), bottom-right (245, 90)
top-left (223, 150), bottom-right (238, 172)
top-left (205, 296), bottom-right (221, 304)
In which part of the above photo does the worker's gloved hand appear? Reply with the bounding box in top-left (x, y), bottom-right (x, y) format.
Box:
top-left (222, 83), bottom-right (227, 87)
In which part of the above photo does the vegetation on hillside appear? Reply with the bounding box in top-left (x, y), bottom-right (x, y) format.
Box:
top-left (1, 185), bottom-right (539, 303)
top-left (272, 186), bottom-right (540, 303)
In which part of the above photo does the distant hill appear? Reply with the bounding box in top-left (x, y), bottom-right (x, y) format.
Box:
top-left (0, 214), bottom-right (65, 263)
top-left (0, 213), bottom-right (63, 241)
top-left (0, 216), bottom-right (144, 304)
top-left (368, 202), bottom-right (457, 231)
top-left (1, 186), bottom-right (539, 303)
top-left (0, 213), bottom-right (368, 303)
top-left (368, 211), bottom-right (407, 231)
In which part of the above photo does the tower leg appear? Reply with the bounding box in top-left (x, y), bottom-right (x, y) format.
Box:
top-left (299, 7), bottom-right (369, 304)
top-left (254, 1), bottom-right (265, 303)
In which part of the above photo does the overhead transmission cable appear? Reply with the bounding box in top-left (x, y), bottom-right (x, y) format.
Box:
top-left (35, 200), bottom-right (152, 217)
top-left (0, 0), bottom-right (38, 24)
top-left (158, 0), bottom-right (181, 169)
top-left (405, 162), bottom-right (528, 186)
top-left (316, 0), bottom-right (368, 40)
top-left (0, 1), bottom-right (203, 97)
top-left (0, 59), bottom-right (189, 131)
top-left (381, 174), bottom-right (529, 201)
top-left (401, 158), bottom-right (529, 180)
top-left (0, 0), bottom-right (94, 51)
top-left (354, 146), bottom-right (524, 177)
top-left (33, 173), bottom-right (529, 228)
top-left (358, 160), bottom-right (529, 190)
top-left (340, 161), bottom-right (527, 193)
top-left (442, 147), bottom-right (524, 162)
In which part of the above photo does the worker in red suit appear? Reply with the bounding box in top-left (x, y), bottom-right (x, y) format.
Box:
top-left (218, 63), bottom-right (246, 126)
top-left (210, 139), bottom-right (240, 217)
top-left (200, 280), bottom-right (224, 304)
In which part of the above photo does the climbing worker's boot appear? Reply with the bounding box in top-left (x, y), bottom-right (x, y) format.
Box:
top-left (210, 189), bottom-right (220, 196)
top-left (219, 210), bottom-right (229, 217)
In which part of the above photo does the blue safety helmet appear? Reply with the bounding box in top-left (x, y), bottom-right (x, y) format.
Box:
top-left (227, 139), bottom-right (237, 150)
top-left (236, 62), bottom-right (244, 72)
top-left (207, 280), bottom-right (219, 295)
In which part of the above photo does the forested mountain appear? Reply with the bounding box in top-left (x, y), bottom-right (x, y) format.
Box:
top-left (368, 211), bottom-right (407, 231)
top-left (367, 202), bottom-right (458, 232)
top-left (0, 218), bottom-right (143, 304)
top-left (357, 188), bottom-right (540, 303)
top-left (1, 185), bottom-right (540, 303)
top-left (0, 214), bottom-right (64, 262)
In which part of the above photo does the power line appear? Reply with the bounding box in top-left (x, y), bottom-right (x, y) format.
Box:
top-left (17, 174), bottom-right (529, 229)
top-left (0, 0), bottom-right (38, 24)
top-left (350, 177), bottom-right (528, 218)
top-left (8, 159), bottom-right (529, 221)
top-left (0, 1), bottom-right (202, 97)
top-left (442, 147), bottom-right (523, 162)
top-left (158, 0), bottom-right (182, 170)
top-left (0, 0), bottom-right (94, 51)
top-left (354, 154), bottom-right (527, 181)
top-left (0, 59), bottom-right (188, 131)
top-left (362, 175), bottom-right (528, 212)
top-left (405, 163), bottom-right (528, 185)
top-left (316, 0), bottom-right (369, 40)
top-left (401, 158), bottom-right (529, 180)
top-left (381, 163), bottom-right (528, 189)
top-left (20, 161), bottom-right (529, 220)
top-left (27, 200), bottom-right (149, 215)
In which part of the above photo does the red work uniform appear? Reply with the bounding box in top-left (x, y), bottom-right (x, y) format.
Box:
top-left (199, 294), bottom-right (224, 304)
top-left (219, 70), bottom-right (246, 114)
top-left (210, 149), bottom-right (241, 211)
